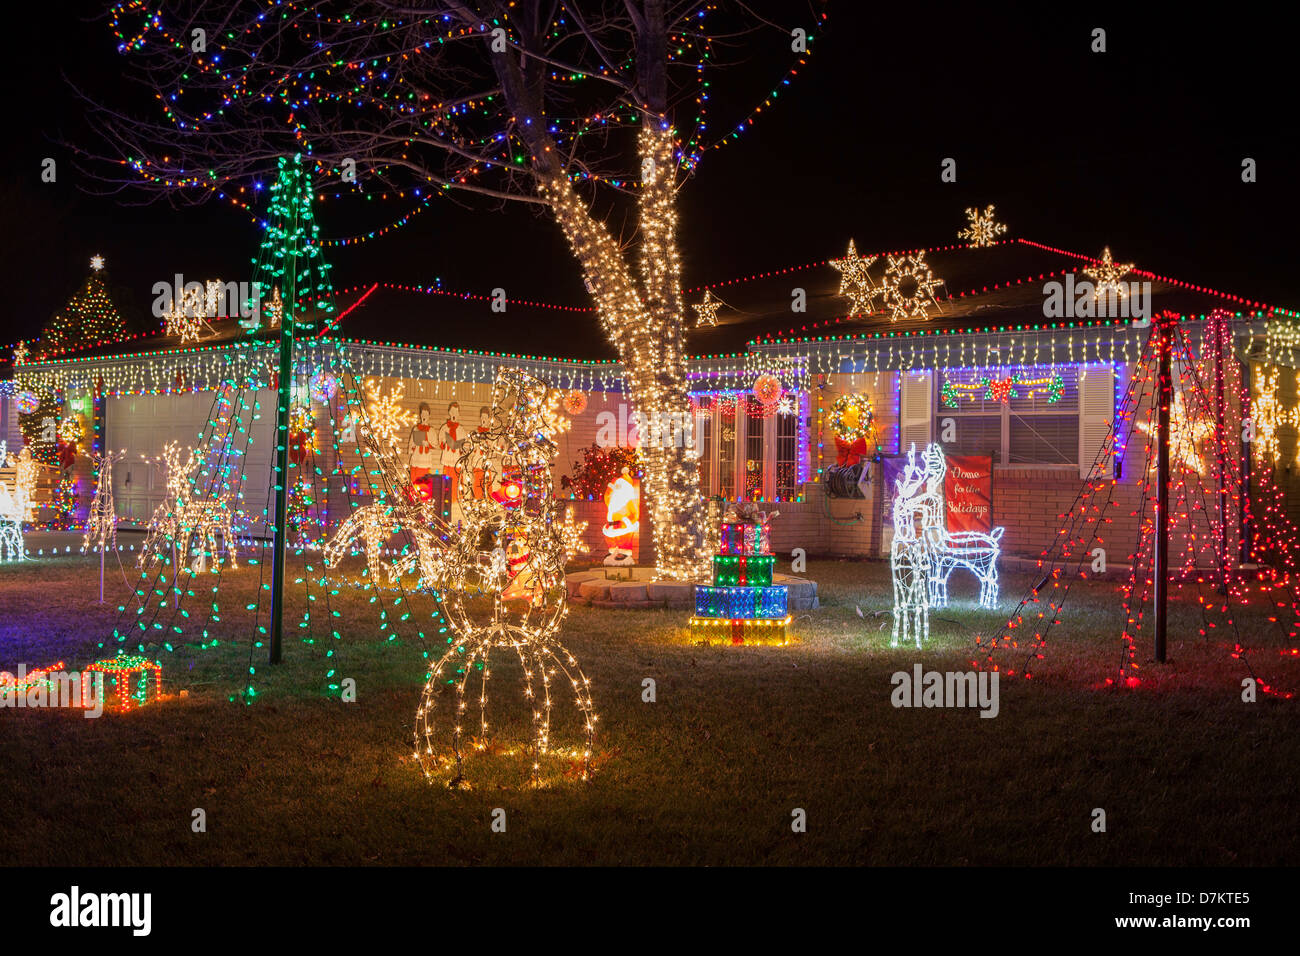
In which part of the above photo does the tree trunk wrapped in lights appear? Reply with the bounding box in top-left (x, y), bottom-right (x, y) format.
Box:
top-left (539, 125), bottom-right (705, 579)
top-left (83, 1), bottom-right (822, 580)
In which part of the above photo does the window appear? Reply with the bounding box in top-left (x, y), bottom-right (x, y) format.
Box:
top-left (744, 397), bottom-right (765, 501)
top-left (695, 392), bottom-right (805, 502)
top-left (936, 366), bottom-right (1083, 466)
top-left (717, 397), bottom-right (737, 499)
top-left (776, 411), bottom-right (797, 499)
top-left (695, 396), bottom-right (712, 494)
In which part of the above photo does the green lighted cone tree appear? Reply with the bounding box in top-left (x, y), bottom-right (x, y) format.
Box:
top-left (107, 158), bottom-right (448, 703)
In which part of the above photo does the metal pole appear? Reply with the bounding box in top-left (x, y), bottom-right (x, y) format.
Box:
top-left (1212, 316), bottom-right (1229, 590)
top-left (1154, 315), bottom-right (1172, 663)
top-left (267, 170), bottom-right (301, 666)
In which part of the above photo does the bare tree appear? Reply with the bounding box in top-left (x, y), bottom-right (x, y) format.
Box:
top-left (81, 1), bottom-right (820, 579)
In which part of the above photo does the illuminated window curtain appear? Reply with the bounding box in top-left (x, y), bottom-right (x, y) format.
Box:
top-left (744, 396), bottom-right (765, 502)
top-left (776, 408), bottom-right (797, 500)
top-left (719, 397), bottom-right (736, 500)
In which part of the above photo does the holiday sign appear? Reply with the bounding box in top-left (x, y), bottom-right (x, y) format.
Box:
top-left (944, 454), bottom-right (993, 534)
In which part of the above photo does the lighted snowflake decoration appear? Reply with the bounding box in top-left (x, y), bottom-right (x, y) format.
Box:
top-left (1083, 247), bottom-right (1135, 300)
top-left (262, 287), bottom-right (284, 329)
top-left (957, 205), bottom-right (1007, 247)
top-left (776, 394), bottom-right (796, 416)
top-left (165, 287), bottom-right (207, 344)
top-left (1250, 367), bottom-right (1300, 467)
top-left (692, 289), bottom-right (724, 328)
top-left (363, 378), bottom-right (406, 456)
top-left (90, 255), bottom-right (106, 271)
top-left (879, 250), bottom-right (944, 322)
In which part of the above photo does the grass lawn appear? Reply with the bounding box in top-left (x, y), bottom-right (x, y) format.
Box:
top-left (1, 550), bottom-right (1296, 866)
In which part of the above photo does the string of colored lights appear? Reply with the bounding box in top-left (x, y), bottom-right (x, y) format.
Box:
top-left (977, 310), bottom-right (1297, 696)
top-left (100, 2), bottom-right (828, 248)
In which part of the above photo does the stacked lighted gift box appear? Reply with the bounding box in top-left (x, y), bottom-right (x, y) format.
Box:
top-left (689, 517), bottom-right (791, 644)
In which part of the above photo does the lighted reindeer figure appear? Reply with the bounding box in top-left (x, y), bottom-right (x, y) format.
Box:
top-left (141, 442), bottom-right (238, 574)
top-left (323, 427), bottom-right (452, 590)
top-left (889, 444), bottom-right (931, 648)
top-left (916, 442), bottom-right (1003, 609)
top-left (0, 444), bottom-right (38, 562)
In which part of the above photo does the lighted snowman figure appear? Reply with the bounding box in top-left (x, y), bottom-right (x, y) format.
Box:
top-left (413, 369), bottom-right (597, 787)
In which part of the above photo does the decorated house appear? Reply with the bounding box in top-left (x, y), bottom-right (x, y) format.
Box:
top-left (8, 237), bottom-right (1292, 569)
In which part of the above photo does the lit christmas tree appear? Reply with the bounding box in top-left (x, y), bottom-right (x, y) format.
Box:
top-left (34, 256), bottom-right (128, 360)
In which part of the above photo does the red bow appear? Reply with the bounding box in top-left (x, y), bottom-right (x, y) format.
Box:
top-left (835, 435), bottom-right (867, 467)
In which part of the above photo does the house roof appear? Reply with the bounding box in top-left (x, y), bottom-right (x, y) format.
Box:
top-left (684, 238), bottom-right (1291, 357)
top-left (12, 237), bottom-right (1294, 376)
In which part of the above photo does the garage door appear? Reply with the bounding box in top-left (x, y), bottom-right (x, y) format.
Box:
top-left (108, 388), bottom-right (275, 535)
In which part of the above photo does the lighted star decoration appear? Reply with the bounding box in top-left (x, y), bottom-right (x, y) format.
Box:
top-left (879, 250), bottom-right (944, 322)
top-left (830, 239), bottom-right (877, 293)
top-left (90, 255), bottom-right (105, 271)
top-left (1083, 246), bottom-right (1135, 299)
top-left (692, 289), bottom-right (724, 328)
top-left (1136, 390), bottom-right (1216, 474)
top-left (845, 283), bottom-right (883, 317)
top-left (958, 205), bottom-right (1007, 247)
top-left (830, 238), bottom-right (881, 316)
top-left (12, 341), bottom-right (28, 367)
top-left (776, 394), bottom-right (796, 416)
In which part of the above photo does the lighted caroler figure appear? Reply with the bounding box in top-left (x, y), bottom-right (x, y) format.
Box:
top-left (601, 466), bottom-right (640, 567)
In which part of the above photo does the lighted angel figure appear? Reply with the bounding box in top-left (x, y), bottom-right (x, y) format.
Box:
top-left (0, 444), bottom-right (39, 562)
top-left (413, 370), bottom-right (597, 787)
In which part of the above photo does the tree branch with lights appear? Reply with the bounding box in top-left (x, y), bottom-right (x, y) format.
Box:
top-left (80, 0), bottom-right (824, 579)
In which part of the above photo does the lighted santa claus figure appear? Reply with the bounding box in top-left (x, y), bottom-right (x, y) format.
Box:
top-left (602, 466), bottom-right (640, 567)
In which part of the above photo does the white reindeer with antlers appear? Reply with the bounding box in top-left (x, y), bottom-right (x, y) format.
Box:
top-left (140, 442), bottom-right (238, 574)
top-left (0, 443), bottom-right (38, 563)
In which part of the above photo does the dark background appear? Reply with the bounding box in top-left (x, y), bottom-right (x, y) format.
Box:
top-left (2, 3), bottom-right (1297, 357)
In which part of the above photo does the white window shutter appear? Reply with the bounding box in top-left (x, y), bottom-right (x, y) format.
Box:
top-left (900, 371), bottom-right (933, 452)
top-left (1078, 366), bottom-right (1115, 479)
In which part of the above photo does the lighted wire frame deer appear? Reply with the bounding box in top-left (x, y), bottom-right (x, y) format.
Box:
top-left (890, 443), bottom-right (1003, 648)
top-left (140, 441), bottom-right (238, 574)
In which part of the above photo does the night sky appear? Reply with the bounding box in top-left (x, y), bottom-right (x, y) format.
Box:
top-left (2, 3), bottom-right (1297, 359)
